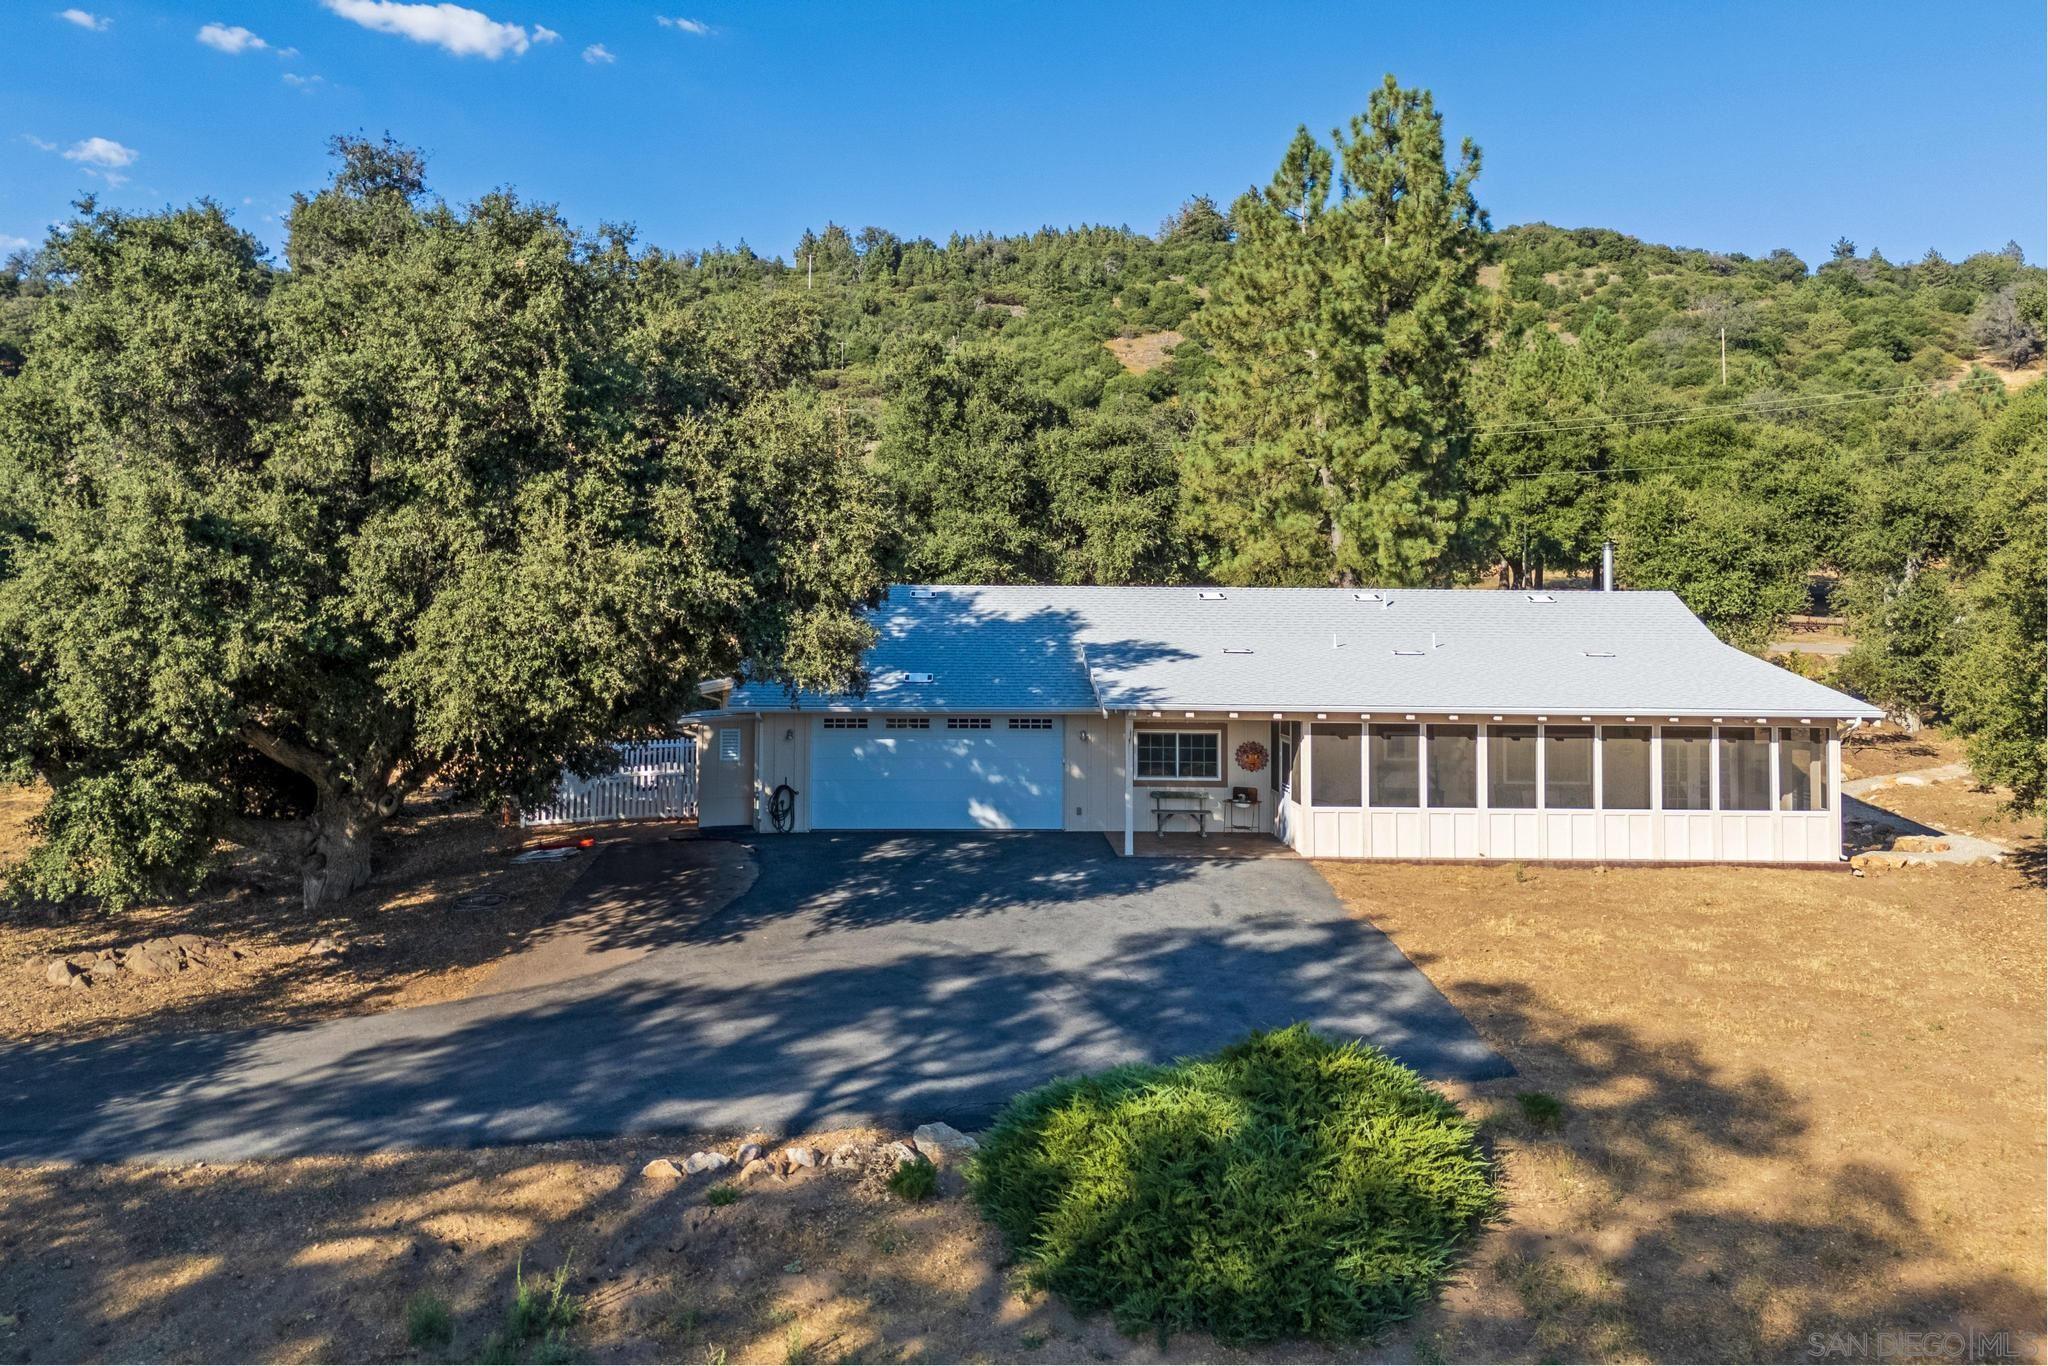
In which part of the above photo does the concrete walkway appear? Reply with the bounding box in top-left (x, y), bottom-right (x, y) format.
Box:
top-left (1843, 765), bottom-right (2010, 868)
top-left (0, 832), bottom-right (1506, 1163)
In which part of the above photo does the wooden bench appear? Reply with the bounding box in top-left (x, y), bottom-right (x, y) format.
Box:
top-left (1150, 789), bottom-right (1209, 836)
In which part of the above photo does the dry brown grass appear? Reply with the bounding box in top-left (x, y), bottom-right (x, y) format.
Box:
top-left (1842, 723), bottom-right (1961, 781)
top-left (0, 1130), bottom-right (1373, 1365)
top-left (1103, 329), bottom-right (1182, 374)
top-left (3, 768), bottom-right (2043, 1362)
top-left (1322, 849), bottom-right (2046, 1362)
top-left (0, 788), bottom-right (659, 1043)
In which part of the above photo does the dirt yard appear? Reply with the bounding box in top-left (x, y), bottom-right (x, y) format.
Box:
top-left (1, 759), bottom-right (2042, 1363)
top-left (0, 786), bottom-right (669, 1043)
top-left (1321, 789), bottom-right (2045, 1360)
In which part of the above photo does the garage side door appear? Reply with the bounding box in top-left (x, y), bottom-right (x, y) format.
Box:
top-left (809, 717), bottom-right (1064, 830)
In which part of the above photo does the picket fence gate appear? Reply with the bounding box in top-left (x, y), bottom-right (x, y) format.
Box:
top-left (522, 738), bottom-right (698, 826)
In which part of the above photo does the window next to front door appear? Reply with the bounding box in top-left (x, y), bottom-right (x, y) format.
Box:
top-left (1136, 728), bottom-right (1221, 783)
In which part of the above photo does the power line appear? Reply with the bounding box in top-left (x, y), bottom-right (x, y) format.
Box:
top-left (1467, 374), bottom-right (2006, 439)
top-left (1503, 438), bottom-right (1978, 482)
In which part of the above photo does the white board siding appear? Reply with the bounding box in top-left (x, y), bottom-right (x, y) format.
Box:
top-left (809, 717), bottom-right (1063, 831)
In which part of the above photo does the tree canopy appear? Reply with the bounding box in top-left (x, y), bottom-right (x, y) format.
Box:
top-left (0, 140), bottom-right (888, 910)
top-left (4, 76), bottom-right (2044, 926)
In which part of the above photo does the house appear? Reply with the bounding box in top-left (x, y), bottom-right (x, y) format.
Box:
top-left (692, 584), bottom-right (1884, 863)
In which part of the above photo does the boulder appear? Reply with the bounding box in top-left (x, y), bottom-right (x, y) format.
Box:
top-left (738, 1158), bottom-right (776, 1183)
top-left (912, 1123), bottom-right (979, 1166)
top-left (735, 1142), bottom-right (766, 1166)
top-left (124, 945), bottom-right (179, 978)
top-left (641, 1158), bottom-right (684, 1181)
top-left (45, 959), bottom-right (88, 989)
top-left (782, 1145), bottom-right (819, 1169)
top-left (884, 1140), bottom-right (921, 1167)
top-left (683, 1151), bottom-right (732, 1175)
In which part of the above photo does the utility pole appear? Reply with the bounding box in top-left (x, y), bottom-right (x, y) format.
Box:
top-left (806, 253), bottom-right (812, 291)
top-left (1720, 326), bottom-right (1727, 385)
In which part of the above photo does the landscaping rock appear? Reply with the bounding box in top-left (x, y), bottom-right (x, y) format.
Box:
top-left (124, 943), bottom-right (181, 977)
top-left (738, 1158), bottom-right (776, 1183)
top-left (884, 1140), bottom-right (921, 1167)
top-left (735, 1142), bottom-right (766, 1166)
top-left (45, 959), bottom-right (88, 989)
top-left (782, 1145), bottom-right (818, 1169)
top-left (641, 1158), bottom-right (684, 1180)
top-left (1893, 836), bottom-right (1951, 853)
top-left (683, 1151), bottom-right (732, 1175)
top-left (826, 1143), bottom-right (864, 1169)
top-left (911, 1123), bottom-right (979, 1166)
top-left (307, 936), bottom-right (345, 958)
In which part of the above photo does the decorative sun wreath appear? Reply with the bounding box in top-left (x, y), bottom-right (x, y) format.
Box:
top-left (1234, 740), bottom-right (1269, 773)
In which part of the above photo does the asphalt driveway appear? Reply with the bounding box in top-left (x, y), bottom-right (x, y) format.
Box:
top-left (0, 832), bottom-right (1507, 1162)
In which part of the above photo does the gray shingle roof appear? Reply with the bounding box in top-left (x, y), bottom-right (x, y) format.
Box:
top-left (725, 585), bottom-right (1883, 720)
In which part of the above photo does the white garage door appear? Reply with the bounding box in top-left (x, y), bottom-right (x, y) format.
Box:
top-left (809, 716), bottom-right (1064, 830)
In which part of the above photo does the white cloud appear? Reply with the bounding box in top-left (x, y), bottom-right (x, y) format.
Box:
top-left (197, 23), bottom-right (269, 53)
top-left (656, 15), bottom-right (712, 34)
top-left (321, 0), bottom-right (537, 59)
top-left (581, 42), bottom-right (614, 63)
top-left (532, 25), bottom-right (559, 43)
top-left (56, 9), bottom-right (111, 31)
top-left (282, 72), bottom-right (326, 89)
top-left (0, 234), bottom-right (32, 253)
top-left (37, 135), bottom-right (140, 186)
top-left (20, 134), bottom-right (58, 152)
top-left (62, 136), bottom-right (137, 170)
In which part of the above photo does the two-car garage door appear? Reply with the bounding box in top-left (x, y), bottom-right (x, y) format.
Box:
top-left (809, 716), bottom-right (1064, 830)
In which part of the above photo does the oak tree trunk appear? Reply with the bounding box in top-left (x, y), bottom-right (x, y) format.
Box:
top-left (300, 796), bottom-right (377, 911)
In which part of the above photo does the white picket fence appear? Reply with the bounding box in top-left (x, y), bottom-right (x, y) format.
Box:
top-left (522, 738), bottom-right (699, 826)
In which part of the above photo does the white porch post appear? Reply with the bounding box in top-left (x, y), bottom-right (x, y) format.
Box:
top-left (1300, 720), bottom-right (1315, 858)
top-left (1830, 723), bottom-right (1845, 861)
top-left (1122, 711), bottom-right (1135, 856)
top-left (1651, 724), bottom-right (1666, 860)
top-left (1476, 724), bottom-right (1490, 858)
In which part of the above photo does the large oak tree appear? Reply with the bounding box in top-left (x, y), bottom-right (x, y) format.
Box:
top-left (0, 140), bottom-right (887, 911)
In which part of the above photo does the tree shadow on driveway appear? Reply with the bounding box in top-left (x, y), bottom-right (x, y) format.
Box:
top-left (0, 832), bottom-right (1506, 1163)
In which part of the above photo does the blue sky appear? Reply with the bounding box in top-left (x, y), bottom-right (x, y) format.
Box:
top-left (3, 1), bottom-right (2043, 268)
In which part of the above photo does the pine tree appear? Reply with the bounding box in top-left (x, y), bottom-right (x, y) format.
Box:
top-left (1183, 76), bottom-right (1488, 585)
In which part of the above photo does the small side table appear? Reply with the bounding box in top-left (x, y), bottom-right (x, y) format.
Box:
top-left (1229, 794), bottom-right (1261, 832)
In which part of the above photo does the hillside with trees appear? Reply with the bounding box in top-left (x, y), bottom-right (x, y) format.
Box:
top-left (2, 75), bottom-right (2041, 918)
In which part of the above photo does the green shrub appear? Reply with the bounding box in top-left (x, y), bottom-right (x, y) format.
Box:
top-left (970, 1024), bottom-right (1496, 1344)
top-left (403, 1290), bottom-right (453, 1349)
top-left (1516, 1091), bottom-right (1565, 1131)
top-left (705, 1184), bottom-right (740, 1207)
top-left (502, 1254), bottom-right (579, 1349)
top-left (887, 1157), bottom-right (937, 1202)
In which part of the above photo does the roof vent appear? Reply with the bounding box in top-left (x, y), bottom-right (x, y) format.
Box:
top-left (1583, 650), bottom-right (1615, 658)
top-left (907, 588), bottom-right (938, 599)
top-left (1526, 593), bottom-right (1556, 603)
top-left (1197, 590), bottom-right (1227, 600)
top-left (905, 671), bottom-right (935, 683)
top-left (1392, 648), bottom-right (1424, 657)
top-left (1222, 647), bottom-right (1254, 655)
top-left (1351, 591), bottom-right (1384, 603)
